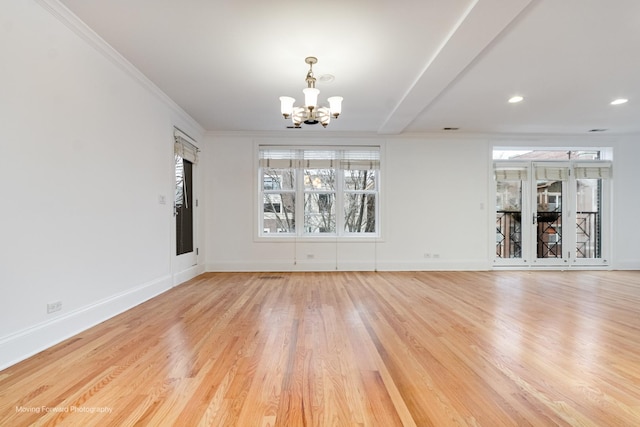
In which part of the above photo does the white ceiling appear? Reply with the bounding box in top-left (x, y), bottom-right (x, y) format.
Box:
top-left (57, 0), bottom-right (640, 135)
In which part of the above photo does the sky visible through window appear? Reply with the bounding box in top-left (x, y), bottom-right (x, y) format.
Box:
top-left (493, 149), bottom-right (600, 160)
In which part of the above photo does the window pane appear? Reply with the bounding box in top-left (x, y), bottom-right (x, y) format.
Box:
top-left (344, 193), bottom-right (376, 233)
top-left (304, 193), bottom-right (335, 233)
top-left (263, 193), bottom-right (295, 233)
top-left (493, 149), bottom-right (600, 160)
top-left (496, 181), bottom-right (522, 211)
top-left (344, 169), bottom-right (376, 190)
top-left (304, 169), bottom-right (335, 191)
top-left (175, 154), bottom-right (185, 208)
top-left (263, 168), bottom-right (295, 190)
top-left (570, 151), bottom-right (600, 160)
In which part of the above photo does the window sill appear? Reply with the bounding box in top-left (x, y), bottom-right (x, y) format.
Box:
top-left (256, 235), bottom-right (383, 244)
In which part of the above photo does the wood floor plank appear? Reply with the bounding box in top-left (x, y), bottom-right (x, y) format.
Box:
top-left (2, 270), bottom-right (640, 426)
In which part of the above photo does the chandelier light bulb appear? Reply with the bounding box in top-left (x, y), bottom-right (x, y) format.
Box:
top-left (327, 96), bottom-right (343, 118)
top-left (303, 88), bottom-right (320, 109)
top-left (279, 96), bottom-right (295, 118)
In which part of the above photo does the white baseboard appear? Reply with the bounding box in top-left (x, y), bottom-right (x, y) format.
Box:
top-left (208, 259), bottom-right (638, 273)
top-left (0, 275), bottom-right (173, 371)
top-left (173, 264), bottom-right (206, 285)
top-left (376, 260), bottom-right (491, 271)
top-left (206, 259), bottom-right (491, 272)
top-left (207, 260), bottom-right (338, 272)
top-left (612, 260), bottom-right (640, 270)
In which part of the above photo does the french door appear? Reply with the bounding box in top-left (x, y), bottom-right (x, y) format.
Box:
top-left (495, 161), bottom-right (610, 267)
top-left (531, 163), bottom-right (568, 266)
top-left (173, 132), bottom-right (199, 277)
top-left (176, 157), bottom-right (194, 256)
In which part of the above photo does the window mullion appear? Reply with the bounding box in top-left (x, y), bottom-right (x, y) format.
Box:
top-left (336, 162), bottom-right (343, 236)
top-left (258, 167), bottom-right (264, 234)
top-left (296, 155), bottom-right (304, 237)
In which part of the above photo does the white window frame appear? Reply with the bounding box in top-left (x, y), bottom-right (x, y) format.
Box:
top-left (258, 145), bottom-right (381, 240)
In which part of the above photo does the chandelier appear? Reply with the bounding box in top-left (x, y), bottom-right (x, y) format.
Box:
top-left (279, 57), bottom-right (343, 128)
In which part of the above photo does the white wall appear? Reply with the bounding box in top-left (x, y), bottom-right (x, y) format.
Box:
top-left (611, 135), bottom-right (640, 269)
top-left (205, 134), bottom-right (491, 271)
top-left (0, 0), bottom-right (204, 369)
top-left (382, 138), bottom-right (490, 269)
top-left (204, 132), bottom-right (640, 272)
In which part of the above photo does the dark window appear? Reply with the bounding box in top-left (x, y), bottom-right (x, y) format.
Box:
top-left (176, 157), bottom-right (193, 255)
top-left (264, 203), bottom-right (281, 213)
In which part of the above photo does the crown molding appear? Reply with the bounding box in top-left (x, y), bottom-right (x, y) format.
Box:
top-left (204, 130), bottom-right (385, 139)
top-left (34, 0), bottom-right (204, 136)
top-left (203, 129), bottom-right (631, 146)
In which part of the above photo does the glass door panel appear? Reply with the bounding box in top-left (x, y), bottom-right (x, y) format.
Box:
top-left (176, 156), bottom-right (194, 256)
top-left (496, 181), bottom-right (523, 259)
top-left (574, 178), bottom-right (604, 264)
top-left (535, 180), bottom-right (563, 259)
top-left (576, 179), bottom-right (599, 258)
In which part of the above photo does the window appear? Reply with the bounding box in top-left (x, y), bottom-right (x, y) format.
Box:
top-left (259, 146), bottom-right (380, 237)
top-left (264, 202), bottom-right (282, 213)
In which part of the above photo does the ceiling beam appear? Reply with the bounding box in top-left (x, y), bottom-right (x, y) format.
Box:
top-left (378, 0), bottom-right (538, 135)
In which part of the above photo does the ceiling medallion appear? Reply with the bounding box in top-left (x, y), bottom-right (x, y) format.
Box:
top-left (279, 57), bottom-right (343, 128)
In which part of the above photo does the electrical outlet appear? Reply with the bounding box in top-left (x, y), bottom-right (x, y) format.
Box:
top-left (424, 253), bottom-right (431, 258)
top-left (306, 254), bottom-right (315, 259)
top-left (433, 254), bottom-right (440, 259)
top-left (47, 301), bottom-right (62, 314)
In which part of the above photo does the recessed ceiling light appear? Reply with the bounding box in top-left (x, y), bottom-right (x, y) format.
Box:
top-left (610, 98), bottom-right (628, 105)
top-left (508, 95), bottom-right (524, 103)
top-left (318, 74), bottom-right (335, 83)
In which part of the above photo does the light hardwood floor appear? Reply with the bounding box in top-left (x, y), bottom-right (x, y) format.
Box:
top-left (1, 271), bottom-right (640, 426)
